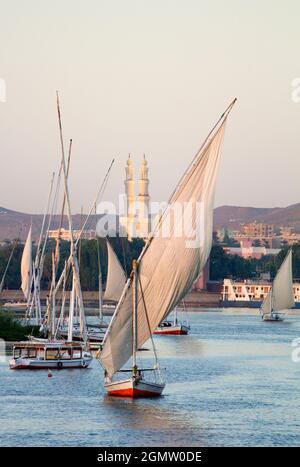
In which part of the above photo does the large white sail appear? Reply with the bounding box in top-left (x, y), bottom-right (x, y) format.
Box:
top-left (261, 249), bottom-right (294, 315)
top-left (104, 240), bottom-right (127, 302)
top-left (100, 101), bottom-right (235, 378)
top-left (21, 227), bottom-right (32, 301)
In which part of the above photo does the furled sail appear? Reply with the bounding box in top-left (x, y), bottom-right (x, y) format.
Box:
top-left (100, 100), bottom-right (236, 377)
top-left (21, 227), bottom-right (32, 301)
top-left (261, 249), bottom-right (294, 315)
top-left (104, 240), bottom-right (127, 302)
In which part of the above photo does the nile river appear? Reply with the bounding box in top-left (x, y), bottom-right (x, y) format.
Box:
top-left (1, 310), bottom-right (300, 447)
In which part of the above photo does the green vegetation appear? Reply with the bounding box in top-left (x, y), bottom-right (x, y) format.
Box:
top-left (1, 235), bottom-right (300, 292)
top-left (210, 243), bottom-right (300, 281)
top-left (0, 236), bottom-right (145, 292)
top-left (0, 311), bottom-right (40, 341)
top-left (210, 245), bottom-right (256, 280)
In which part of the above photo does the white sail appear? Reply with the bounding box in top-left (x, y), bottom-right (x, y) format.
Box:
top-left (261, 249), bottom-right (294, 315)
top-left (104, 240), bottom-right (127, 302)
top-left (21, 227), bottom-right (32, 301)
top-left (100, 102), bottom-right (235, 378)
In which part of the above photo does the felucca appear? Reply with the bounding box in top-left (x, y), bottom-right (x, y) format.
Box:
top-left (3, 229), bottom-right (31, 311)
top-left (98, 99), bottom-right (237, 397)
top-left (260, 249), bottom-right (294, 322)
top-left (153, 306), bottom-right (190, 335)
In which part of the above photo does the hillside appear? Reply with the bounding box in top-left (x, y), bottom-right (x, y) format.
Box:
top-left (1, 203), bottom-right (300, 240)
top-left (213, 203), bottom-right (300, 230)
top-left (0, 206), bottom-right (98, 241)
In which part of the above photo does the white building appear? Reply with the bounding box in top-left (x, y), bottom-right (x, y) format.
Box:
top-left (222, 278), bottom-right (300, 303)
top-left (48, 228), bottom-right (95, 241)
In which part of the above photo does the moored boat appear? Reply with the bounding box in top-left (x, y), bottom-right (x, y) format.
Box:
top-left (154, 307), bottom-right (190, 335)
top-left (9, 341), bottom-right (92, 369)
top-left (154, 321), bottom-right (190, 335)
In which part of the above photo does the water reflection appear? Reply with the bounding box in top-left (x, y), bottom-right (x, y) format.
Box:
top-left (1, 311), bottom-right (300, 446)
top-left (102, 394), bottom-right (207, 447)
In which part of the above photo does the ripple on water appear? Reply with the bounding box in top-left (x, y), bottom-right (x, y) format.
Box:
top-left (1, 312), bottom-right (300, 446)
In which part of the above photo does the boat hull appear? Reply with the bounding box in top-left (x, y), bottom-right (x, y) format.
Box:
top-left (3, 302), bottom-right (27, 311)
top-left (105, 378), bottom-right (165, 398)
top-left (262, 313), bottom-right (285, 322)
top-left (153, 324), bottom-right (190, 335)
top-left (9, 355), bottom-right (92, 370)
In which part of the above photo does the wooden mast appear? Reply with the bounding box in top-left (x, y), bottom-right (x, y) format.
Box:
top-left (56, 91), bottom-right (87, 344)
top-left (132, 259), bottom-right (138, 376)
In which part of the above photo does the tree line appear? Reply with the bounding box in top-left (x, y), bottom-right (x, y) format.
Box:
top-left (210, 243), bottom-right (300, 281)
top-left (0, 237), bottom-right (299, 291)
top-left (0, 236), bottom-right (145, 292)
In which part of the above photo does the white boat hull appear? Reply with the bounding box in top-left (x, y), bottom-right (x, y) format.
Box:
top-left (9, 354), bottom-right (92, 370)
top-left (262, 313), bottom-right (285, 322)
top-left (105, 377), bottom-right (165, 398)
top-left (4, 302), bottom-right (27, 311)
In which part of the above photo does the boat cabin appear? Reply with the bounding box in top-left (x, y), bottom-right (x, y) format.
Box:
top-left (12, 342), bottom-right (84, 361)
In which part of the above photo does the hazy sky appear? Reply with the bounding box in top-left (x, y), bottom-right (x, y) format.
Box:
top-left (1, 0), bottom-right (300, 214)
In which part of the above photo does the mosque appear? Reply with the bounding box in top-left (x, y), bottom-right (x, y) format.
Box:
top-left (120, 155), bottom-right (151, 240)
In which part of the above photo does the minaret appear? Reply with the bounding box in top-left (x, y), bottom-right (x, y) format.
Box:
top-left (137, 155), bottom-right (151, 238)
top-left (124, 154), bottom-right (135, 240)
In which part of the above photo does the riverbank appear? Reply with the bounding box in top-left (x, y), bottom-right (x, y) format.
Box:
top-left (0, 289), bottom-right (222, 309)
top-left (0, 311), bottom-right (40, 341)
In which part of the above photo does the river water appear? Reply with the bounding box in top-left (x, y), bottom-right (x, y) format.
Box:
top-left (1, 310), bottom-right (300, 447)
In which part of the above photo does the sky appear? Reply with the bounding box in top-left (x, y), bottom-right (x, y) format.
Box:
top-left (0, 0), bottom-right (300, 214)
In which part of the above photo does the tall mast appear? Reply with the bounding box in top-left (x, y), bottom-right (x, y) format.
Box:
top-left (68, 275), bottom-right (75, 342)
top-left (50, 252), bottom-right (56, 339)
top-left (56, 91), bottom-right (87, 344)
top-left (132, 259), bottom-right (138, 375)
top-left (174, 307), bottom-right (177, 326)
top-left (96, 229), bottom-right (103, 323)
top-left (52, 159), bottom-right (114, 303)
top-left (55, 138), bottom-right (73, 268)
top-left (27, 173), bottom-right (55, 321)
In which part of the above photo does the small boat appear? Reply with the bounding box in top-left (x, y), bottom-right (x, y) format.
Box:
top-left (262, 313), bottom-right (284, 322)
top-left (260, 249), bottom-right (294, 322)
top-left (104, 368), bottom-right (165, 397)
top-left (154, 307), bottom-right (190, 335)
top-left (9, 341), bottom-right (92, 369)
top-left (154, 321), bottom-right (190, 335)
